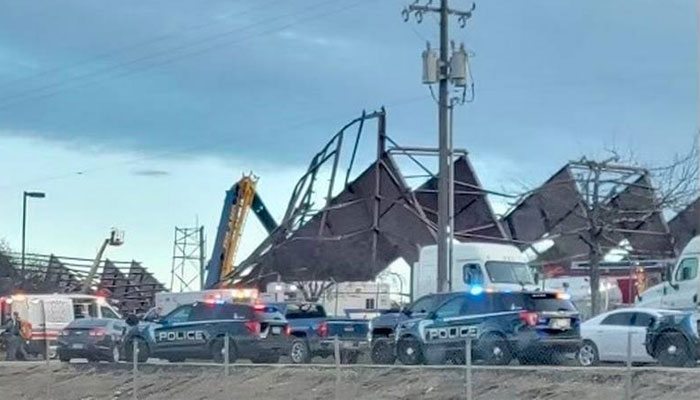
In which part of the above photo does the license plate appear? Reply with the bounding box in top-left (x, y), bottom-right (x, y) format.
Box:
top-left (344, 326), bottom-right (354, 332)
top-left (551, 318), bottom-right (571, 329)
top-left (272, 327), bottom-right (281, 334)
top-left (71, 343), bottom-right (84, 349)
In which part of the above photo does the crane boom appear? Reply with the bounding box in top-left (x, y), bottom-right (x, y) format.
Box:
top-left (204, 175), bottom-right (277, 288)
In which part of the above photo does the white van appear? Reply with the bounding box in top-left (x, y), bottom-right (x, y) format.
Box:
top-left (412, 242), bottom-right (538, 299)
top-left (636, 236), bottom-right (700, 311)
top-left (0, 293), bottom-right (122, 358)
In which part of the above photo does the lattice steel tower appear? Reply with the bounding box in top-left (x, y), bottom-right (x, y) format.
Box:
top-left (170, 226), bottom-right (206, 292)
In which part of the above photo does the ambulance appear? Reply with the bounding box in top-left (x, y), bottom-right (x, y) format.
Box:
top-left (0, 293), bottom-right (121, 358)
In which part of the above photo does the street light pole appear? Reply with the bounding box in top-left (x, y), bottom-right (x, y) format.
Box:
top-left (21, 191), bottom-right (45, 288)
top-left (21, 193), bottom-right (27, 287)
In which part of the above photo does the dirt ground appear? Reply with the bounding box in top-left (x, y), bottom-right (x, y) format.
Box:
top-left (2, 363), bottom-right (700, 400)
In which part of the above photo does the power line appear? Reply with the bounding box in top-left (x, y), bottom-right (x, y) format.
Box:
top-left (0, 0), bottom-right (352, 111)
top-left (0, 93), bottom-right (430, 193)
top-left (0, 0), bottom-right (281, 90)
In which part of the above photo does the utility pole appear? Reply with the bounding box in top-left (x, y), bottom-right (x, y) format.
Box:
top-left (403, 1), bottom-right (475, 292)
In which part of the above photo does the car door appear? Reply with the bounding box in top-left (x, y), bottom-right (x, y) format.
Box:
top-left (662, 257), bottom-right (698, 310)
top-left (424, 296), bottom-right (467, 357)
top-left (596, 312), bottom-right (635, 362)
top-left (152, 304), bottom-right (194, 357)
top-left (630, 312), bottom-right (656, 363)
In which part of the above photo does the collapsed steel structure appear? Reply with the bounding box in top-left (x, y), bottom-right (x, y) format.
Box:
top-left (0, 252), bottom-right (165, 314)
top-left (217, 110), bottom-right (687, 288)
top-left (502, 162), bottom-right (677, 272)
top-left (223, 109), bottom-right (506, 287)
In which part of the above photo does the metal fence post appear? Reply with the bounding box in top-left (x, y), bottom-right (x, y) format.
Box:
top-left (465, 337), bottom-right (473, 400)
top-left (334, 335), bottom-right (341, 400)
top-left (624, 329), bottom-right (632, 400)
top-left (42, 300), bottom-right (52, 400)
top-left (133, 338), bottom-right (139, 400)
top-left (224, 333), bottom-right (230, 377)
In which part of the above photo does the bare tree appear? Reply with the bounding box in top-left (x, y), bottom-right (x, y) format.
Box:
top-left (507, 146), bottom-right (697, 316)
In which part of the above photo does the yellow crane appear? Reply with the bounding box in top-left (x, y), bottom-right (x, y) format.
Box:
top-left (204, 174), bottom-right (277, 288)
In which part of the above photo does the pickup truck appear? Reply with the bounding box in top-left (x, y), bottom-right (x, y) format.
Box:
top-left (270, 302), bottom-right (369, 364)
top-left (369, 292), bottom-right (454, 364)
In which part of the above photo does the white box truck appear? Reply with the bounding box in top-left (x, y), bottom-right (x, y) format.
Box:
top-left (412, 242), bottom-right (538, 299)
top-left (636, 236), bottom-right (700, 310)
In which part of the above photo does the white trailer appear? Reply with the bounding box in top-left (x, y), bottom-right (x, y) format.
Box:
top-left (412, 242), bottom-right (538, 299)
top-left (319, 281), bottom-right (391, 318)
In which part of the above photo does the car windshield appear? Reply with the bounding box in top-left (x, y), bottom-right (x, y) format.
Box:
top-left (485, 261), bottom-right (535, 285)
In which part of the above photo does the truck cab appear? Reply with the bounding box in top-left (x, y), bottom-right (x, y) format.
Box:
top-left (636, 236), bottom-right (700, 311)
top-left (412, 242), bottom-right (538, 298)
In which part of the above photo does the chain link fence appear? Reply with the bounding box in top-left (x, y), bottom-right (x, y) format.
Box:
top-left (3, 323), bottom-right (700, 399)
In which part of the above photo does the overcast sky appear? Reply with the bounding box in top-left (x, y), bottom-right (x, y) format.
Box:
top-left (0, 0), bottom-right (696, 285)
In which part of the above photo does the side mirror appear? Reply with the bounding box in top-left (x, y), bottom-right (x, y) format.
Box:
top-left (401, 307), bottom-right (412, 316)
top-left (125, 314), bottom-right (140, 327)
top-left (533, 273), bottom-right (540, 285)
top-left (427, 311), bottom-right (437, 320)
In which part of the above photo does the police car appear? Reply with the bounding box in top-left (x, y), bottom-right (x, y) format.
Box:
top-left (123, 301), bottom-right (290, 363)
top-left (395, 290), bottom-right (582, 365)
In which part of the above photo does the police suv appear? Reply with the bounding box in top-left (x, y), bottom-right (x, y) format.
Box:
top-left (395, 291), bottom-right (582, 365)
top-left (124, 301), bottom-right (290, 363)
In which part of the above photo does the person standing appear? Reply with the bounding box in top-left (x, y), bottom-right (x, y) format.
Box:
top-left (2, 312), bottom-right (28, 361)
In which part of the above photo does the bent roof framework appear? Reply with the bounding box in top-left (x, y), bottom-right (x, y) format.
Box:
top-left (669, 198), bottom-right (699, 252)
top-left (227, 111), bottom-right (507, 286)
top-left (502, 164), bottom-right (676, 264)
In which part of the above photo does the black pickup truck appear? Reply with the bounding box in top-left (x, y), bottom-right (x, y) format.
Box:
top-left (270, 303), bottom-right (369, 364)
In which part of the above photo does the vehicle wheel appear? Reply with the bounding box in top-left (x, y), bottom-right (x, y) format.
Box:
top-left (339, 351), bottom-right (359, 364)
top-left (125, 338), bottom-right (150, 363)
top-left (577, 341), bottom-right (599, 367)
top-left (656, 334), bottom-right (693, 367)
top-left (109, 345), bottom-right (121, 364)
top-left (289, 339), bottom-right (311, 364)
top-left (252, 352), bottom-right (280, 364)
top-left (478, 334), bottom-right (512, 365)
top-left (370, 338), bottom-right (396, 365)
top-left (397, 336), bottom-right (423, 365)
top-left (211, 336), bottom-right (237, 363)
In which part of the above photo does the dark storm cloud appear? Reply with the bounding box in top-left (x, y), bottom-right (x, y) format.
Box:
top-left (0, 0), bottom-right (695, 176)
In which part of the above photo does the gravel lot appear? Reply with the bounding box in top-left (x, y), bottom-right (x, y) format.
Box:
top-left (2, 362), bottom-right (700, 400)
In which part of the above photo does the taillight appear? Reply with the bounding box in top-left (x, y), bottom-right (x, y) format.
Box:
top-left (317, 322), bottom-right (328, 338)
top-left (284, 324), bottom-right (292, 336)
top-left (89, 328), bottom-right (106, 337)
top-left (245, 321), bottom-right (261, 335)
top-left (519, 311), bottom-right (539, 327)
